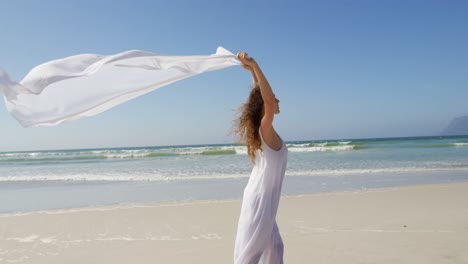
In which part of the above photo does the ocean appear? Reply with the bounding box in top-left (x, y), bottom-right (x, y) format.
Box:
top-left (1, 135), bottom-right (468, 213)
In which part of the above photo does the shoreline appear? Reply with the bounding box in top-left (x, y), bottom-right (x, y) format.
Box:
top-left (0, 180), bottom-right (464, 217)
top-left (1, 169), bottom-right (468, 214)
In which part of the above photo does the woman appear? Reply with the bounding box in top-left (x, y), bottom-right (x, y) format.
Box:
top-left (233, 52), bottom-right (287, 264)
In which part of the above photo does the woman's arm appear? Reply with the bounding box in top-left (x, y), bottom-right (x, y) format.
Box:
top-left (237, 52), bottom-right (276, 105)
top-left (242, 64), bottom-right (258, 87)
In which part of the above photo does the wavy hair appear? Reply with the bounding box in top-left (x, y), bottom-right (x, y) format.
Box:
top-left (233, 86), bottom-right (264, 163)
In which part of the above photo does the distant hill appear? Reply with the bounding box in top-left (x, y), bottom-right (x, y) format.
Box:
top-left (442, 115), bottom-right (468, 136)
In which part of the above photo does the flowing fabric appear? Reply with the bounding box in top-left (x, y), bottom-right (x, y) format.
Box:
top-left (0, 47), bottom-right (240, 127)
top-left (234, 129), bottom-right (288, 264)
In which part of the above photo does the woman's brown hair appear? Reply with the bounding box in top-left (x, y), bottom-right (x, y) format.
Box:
top-left (233, 86), bottom-right (264, 163)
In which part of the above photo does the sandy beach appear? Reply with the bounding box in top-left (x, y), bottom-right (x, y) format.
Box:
top-left (1, 181), bottom-right (467, 264)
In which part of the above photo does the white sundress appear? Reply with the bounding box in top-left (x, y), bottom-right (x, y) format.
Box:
top-left (234, 129), bottom-right (288, 264)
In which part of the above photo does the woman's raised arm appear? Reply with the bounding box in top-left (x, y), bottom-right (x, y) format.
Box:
top-left (237, 52), bottom-right (281, 149)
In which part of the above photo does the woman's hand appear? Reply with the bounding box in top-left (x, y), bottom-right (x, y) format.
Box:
top-left (237, 52), bottom-right (257, 68)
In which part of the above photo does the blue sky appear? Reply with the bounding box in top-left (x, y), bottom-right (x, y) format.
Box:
top-left (1, 0), bottom-right (467, 151)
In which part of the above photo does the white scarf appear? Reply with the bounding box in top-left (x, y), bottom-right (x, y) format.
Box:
top-left (0, 47), bottom-right (240, 127)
